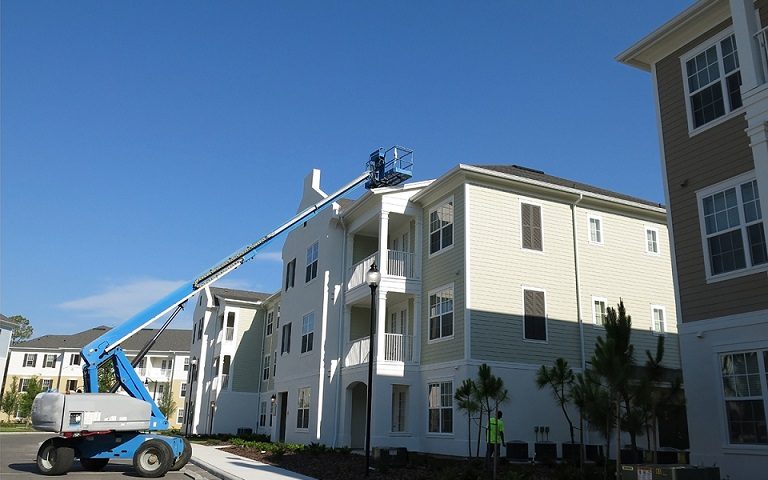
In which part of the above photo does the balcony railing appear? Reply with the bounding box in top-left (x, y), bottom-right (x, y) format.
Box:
top-left (344, 336), bottom-right (371, 367)
top-left (384, 333), bottom-right (413, 362)
top-left (387, 250), bottom-right (415, 278)
top-left (225, 327), bottom-right (234, 341)
top-left (348, 253), bottom-right (378, 290)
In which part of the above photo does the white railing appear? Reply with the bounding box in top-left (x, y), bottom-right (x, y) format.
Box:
top-left (387, 250), bottom-right (415, 278)
top-left (384, 333), bottom-right (413, 362)
top-left (160, 368), bottom-right (172, 378)
top-left (344, 336), bottom-right (371, 367)
top-left (221, 374), bottom-right (229, 389)
top-left (225, 327), bottom-right (234, 341)
top-left (347, 253), bottom-right (378, 290)
top-left (755, 26), bottom-right (768, 83)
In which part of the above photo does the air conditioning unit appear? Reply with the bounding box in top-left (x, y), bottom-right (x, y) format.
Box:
top-left (620, 464), bottom-right (720, 480)
top-left (373, 447), bottom-right (408, 468)
top-left (236, 427), bottom-right (253, 436)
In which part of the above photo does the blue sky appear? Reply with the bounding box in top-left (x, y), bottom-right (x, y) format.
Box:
top-left (1, 1), bottom-right (692, 337)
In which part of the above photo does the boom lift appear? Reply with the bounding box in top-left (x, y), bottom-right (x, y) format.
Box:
top-left (31, 147), bottom-right (413, 477)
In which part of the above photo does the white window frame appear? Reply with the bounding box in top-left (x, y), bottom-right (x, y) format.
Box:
top-left (225, 311), bottom-right (236, 342)
top-left (296, 387), bottom-right (310, 431)
top-left (391, 384), bottom-right (409, 433)
top-left (259, 401), bottom-right (267, 427)
top-left (428, 197), bottom-right (454, 257)
top-left (522, 286), bottom-right (548, 343)
top-left (427, 283), bottom-right (454, 344)
top-left (696, 171), bottom-right (768, 282)
top-left (19, 378), bottom-right (30, 392)
top-left (180, 382), bottom-right (187, 397)
top-left (680, 28), bottom-right (744, 136)
top-left (651, 305), bottom-right (667, 335)
top-left (305, 241), bottom-right (319, 283)
top-left (719, 349), bottom-right (768, 446)
top-left (43, 354), bottom-right (57, 368)
top-left (177, 408), bottom-right (185, 424)
top-left (281, 323), bottom-right (292, 354)
top-left (266, 310), bottom-right (274, 337)
top-left (426, 380), bottom-right (454, 435)
top-left (42, 379), bottom-right (53, 390)
top-left (645, 226), bottom-right (660, 255)
top-left (65, 379), bottom-right (78, 392)
top-left (69, 353), bottom-right (81, 366)
top-left (263, 354), bottom-right (271, 380)
top-left (183, 357), bottom-right (189, 372)
top-left (520, 199), bottom-right (544, 253)
top-left (301, 312), bottom-right (315, 354)
top-left (587, 214), bottom-right (603, 245)
top-left (23, 353), bottom-right (37, 368)
top-left (592, 296), bottom-right (608, 327)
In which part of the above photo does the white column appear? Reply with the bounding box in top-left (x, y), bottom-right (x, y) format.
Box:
top-left (378, 212), bottom-right (389, 276)
top-left (412, 295), bottom-right (421, 364)
top-left (731, 0), bottom-right (764, 90)
top-left (745, 123), bottom-right (768, 272)
top-left (414, 217), bottom-right (423, 279)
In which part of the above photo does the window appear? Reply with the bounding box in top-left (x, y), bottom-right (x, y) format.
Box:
top-left (428, 285), bottom-right (454, 341)
top-left (197, 319), bottom-right (203, 340)
top-left (429, 199), bottom-right (454, 255)
top-left (521, 202), bottom-right (542, 251)
top-left (180, 383), bottom-right (187, 397)
top-left (651, 306), bottom-right (666, 334)
top-left (523, 288), bottom-right (547, 341)
top-left (43, 354), bottom-right (57, 368)
top-left (263, 354), bottom-right (271, 380)
top-left (305, 242), bottom-right (319, 282)
top-left (225, 312), bottom-right (235, 341)
top-left (588, 215), bottom-right (603, 244)
top-left (427, 381), bottom-right (453, 433)
top-left (683, 32), bottom-right (742, 130)
top-left (266, 310), bottom-right (274, 336)
top-left (19, 378), bottom-right (30, 392)
top-left (392, 385), bottom-right (408, 432)
top-left (646, 228), bottom-right (659, 254)
top-left (301, 312), bottom-right (314, 354)
top-left (285, 259), bottom-right (296, 290)
top-left (191, 322), bottom-right (195, 345)
top-left (66, 379), bottom-right (78, 392)
top-left (183, 357), bottom-right (189, 372)
top-left (69, 353), bottom-right (81, 366)
top-left (297, 387), bottom-right (310, 430)
top-left (42, 379), bottom-right (53, 390)
top-left (222, 356), bottom-right (231, 388)
top-left (699, 176), bottom-right (767, 277)
top-left (592, 297), bottom-right (607, 326)
top-left (158, 384), bottom-right (166, 396)
top-left (259, 401), bottom-right (267, 427)
top-left (23, 353), bottom-right (37, 368)
top-left (161, 359), bottom-right (172, 374)
top-left (177, 409), bottom-right (185, 424)
top-left (273, 351), bottom-right (277, 377)
top-left (721, 351), bottom-right (768, 444)
top-left (281, 323), bottom-right (292, 354)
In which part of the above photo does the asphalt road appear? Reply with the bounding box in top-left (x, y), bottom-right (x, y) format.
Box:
top-left (0, 432), bottom-right (198, 479)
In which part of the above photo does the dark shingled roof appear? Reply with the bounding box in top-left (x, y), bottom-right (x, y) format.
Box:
top-left (13, 326), bottom-right (191, 352)
top-left (209, 287), bottom-right (271, 304)
top-left (473, 165), bottom-right (664, 208)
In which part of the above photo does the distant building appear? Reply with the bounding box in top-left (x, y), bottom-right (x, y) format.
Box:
top-left (618, 0), bottom-right (768, 477)
top-left (2, 326), bottom-right (191, 428)
top-left (0, 314), bottom-right (16, 394)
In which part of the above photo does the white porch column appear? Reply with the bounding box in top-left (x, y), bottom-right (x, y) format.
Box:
top-left (378, 211), bottom-right (389, 276)
top-left (745, 123), bottom-right (768, 274)
top-left (731, 0), bottom-right (764, 90)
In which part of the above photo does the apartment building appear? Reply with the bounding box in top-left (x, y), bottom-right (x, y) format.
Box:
top-left (185, 287), bottom-right (273, 435)
top-left (191, 165), bottom-right (680, 458)
top-left (0, 314), bottom-right (15, 393)
top-left (618, 1), bottom-right (768, 477)
top-left (2, 326), bottom-right (191, 428)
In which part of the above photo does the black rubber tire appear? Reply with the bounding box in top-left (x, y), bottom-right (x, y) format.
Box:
top-left (80, 457), bottom-right (109, 471)
top-left (133, 439), bottom-right (173, 478)
top-left (169, 437), bottom-right (192, 471)
top-left (36, 438), bottom-right (75, 476)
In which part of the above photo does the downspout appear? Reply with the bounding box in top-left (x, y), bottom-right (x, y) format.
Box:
top-left (571, 193), bottom-right (587, 456)
top-left (257, 303), bottom-right (266, 431)
top-left (332, 213), bottom-right (349, 448)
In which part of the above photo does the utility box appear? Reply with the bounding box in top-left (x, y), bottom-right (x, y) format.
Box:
top-left (373, 447), bottom-right (408, 468)
top-left (620, 464), bottom-right (720, 480)
top-left (32, 392), bottom-right (151, 433)
top-left (506, 441), bottom-right (529, 461)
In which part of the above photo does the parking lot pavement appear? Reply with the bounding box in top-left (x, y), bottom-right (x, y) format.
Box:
top-left (0, 432), bottom-right (203, 479)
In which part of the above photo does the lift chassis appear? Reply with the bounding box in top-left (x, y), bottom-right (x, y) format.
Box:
top-left (30, 147), bottom-right (413, 477)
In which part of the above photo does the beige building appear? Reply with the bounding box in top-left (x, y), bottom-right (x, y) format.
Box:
top-left (2, 326), bottom-right (191, 428)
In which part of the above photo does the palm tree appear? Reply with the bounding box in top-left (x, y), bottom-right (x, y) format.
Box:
top-left (475, 363), bottom-right (508, 479)
top-left (572, 370), bottom-right (613, 480)
top-left (536, 358), bottom-right (576, 444)
top-left (455, 378), bottom-right (480, 458)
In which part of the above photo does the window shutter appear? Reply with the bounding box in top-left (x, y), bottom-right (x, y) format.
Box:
top-left (524, 289), bottom-right (546, 341)
top-left (522, 204), bottom-right (542, 251)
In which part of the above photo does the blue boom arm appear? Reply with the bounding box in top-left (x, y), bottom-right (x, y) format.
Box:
top-left (79, 148), bottom-right (413, 430)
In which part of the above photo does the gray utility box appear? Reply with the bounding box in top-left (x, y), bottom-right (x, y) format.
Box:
top-left (373, 447), bottom-right (408, 467)
top-left (620, 464), bottom-right (720, 480)
top-left (32, 392), bottom-right (151, 433)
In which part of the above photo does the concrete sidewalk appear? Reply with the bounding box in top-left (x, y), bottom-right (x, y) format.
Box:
top-left (190, 443), bottom-right (317, 480)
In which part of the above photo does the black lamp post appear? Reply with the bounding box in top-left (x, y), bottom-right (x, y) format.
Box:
top-left (365, 262), bottom-right (381, 476)
top-left (144, 377), bottom-right (158, 402)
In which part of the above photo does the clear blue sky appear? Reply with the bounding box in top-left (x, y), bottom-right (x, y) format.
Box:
top-left (2, 1), bottom-right (693, 337)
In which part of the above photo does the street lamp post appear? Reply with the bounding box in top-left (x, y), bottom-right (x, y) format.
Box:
top-left (365, 263), bottom-right (381, 477)
top-left (144, 377), bottom-right (157, 402)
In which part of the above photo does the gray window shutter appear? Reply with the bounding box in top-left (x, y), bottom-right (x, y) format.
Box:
top-left (522, 204), bottom-right (542, 251)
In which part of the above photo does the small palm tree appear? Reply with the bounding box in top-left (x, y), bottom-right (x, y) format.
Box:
top-left (536, 358), bottom-right (576, 444)
top-left (455, 378), bottom-right (480, 458)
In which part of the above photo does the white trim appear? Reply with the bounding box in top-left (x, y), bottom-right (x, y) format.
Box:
top-left (645, 225), bottom-right (661, 255)
top-left (587, 214), bottom-right (604, 245)
top-left (300, 310), bottom-right (315, 355)
top-left (591, 296), bottom-right (608, 327)
top-left (464, 183), bottom-right (472, 361)
top-left (427, 196), bottom-right (455, 258)
top-left (304, 240), bottom-right (320, 285)
top-left (425, 378), bottom-right (455, 436)
top-left (426, 283), bottom-right (455, 344)
top-left (519, 197), bottom-right (545, 253)
top-left (521, 286), bottom-right (548, 344)
top-left (650, 304), bottom-right (667, 335)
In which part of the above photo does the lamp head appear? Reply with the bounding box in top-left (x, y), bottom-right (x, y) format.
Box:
top-left (366, 263), bottom-right (381, 287)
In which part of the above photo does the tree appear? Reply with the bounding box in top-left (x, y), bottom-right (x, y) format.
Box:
top-left (475, 363), bottom-right (508, 479)
top-left (98, 363), bottom-right (117, 392)
top-left (8, 315), bottom-right (33, 344)
top-left (0, 377), bottom-right (20, 419)
top-left (17, 377), bottom-right (42, 420)
top-left (158, 382), bottom-right (177, 420)
top-left (455, 378), bottom-right (480, 458)
top-left (536, 358), bottom-right (576, 444)
top-left (572, 370), bottom-right (613, 479)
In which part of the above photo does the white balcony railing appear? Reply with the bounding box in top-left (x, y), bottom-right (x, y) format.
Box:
top-left (384, 333), bottom-right (413, 362)
top-left (347, 253), bottom-right (378, 290)
top-left (387, 250), bottom-right (415, 278)
top-left (225, 327), bottom-right (234, 341)
top-left (160, 368), bottom-right (172, 378)
top-left (344, 336), bottom-right (370, 367)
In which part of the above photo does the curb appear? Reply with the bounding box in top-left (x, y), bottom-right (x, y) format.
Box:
top-left (190, 456), bottom-right (243, 480)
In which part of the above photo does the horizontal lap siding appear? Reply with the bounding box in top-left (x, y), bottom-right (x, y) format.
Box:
top-left (421, 186), bottom-right (465, 365)
top-left (468, 184), bottom-right (580, 366)
top-left (232, 308), bottom-right (263, 392)
top-left (655, 19), bottom-right (768, 323)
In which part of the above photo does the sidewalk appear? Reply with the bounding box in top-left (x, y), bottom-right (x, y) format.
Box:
top-left (190, 443), bottom-right (317, 480)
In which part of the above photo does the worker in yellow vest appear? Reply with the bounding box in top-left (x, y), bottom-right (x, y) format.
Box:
top-left (485, 410), bottom-right (505, 468)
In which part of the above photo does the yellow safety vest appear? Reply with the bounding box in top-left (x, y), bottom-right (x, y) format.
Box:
top-left (487, 417), bottom-right (504, 444)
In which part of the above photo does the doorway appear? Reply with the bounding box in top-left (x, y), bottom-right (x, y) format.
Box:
top-left (278, 392), bottom-right (288, 442)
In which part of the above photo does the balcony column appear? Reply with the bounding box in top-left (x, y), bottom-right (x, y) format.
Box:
top-left (731, 0), bottom-right (765, 90)
top-left (744, 122), bottom-right (768, 275)
top-left (412, 295), bottom-right (421, 363)
top-left (378, 211), bottom-right (389, 276)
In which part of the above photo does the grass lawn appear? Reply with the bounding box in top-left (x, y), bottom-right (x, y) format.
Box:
top-left (0, 423), bottom-right (35, 432)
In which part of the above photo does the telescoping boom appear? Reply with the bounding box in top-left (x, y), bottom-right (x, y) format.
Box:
top-left (30, 147), bottom-right (413, 477)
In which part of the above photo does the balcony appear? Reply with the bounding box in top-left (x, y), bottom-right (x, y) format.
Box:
top-left (344, 336), bottom-right (370, 367)
top-left (344, 333), bottom-right (414, 367)
top-left (347, 250), bottom-right (416, 290)
top-left (755, 26), bottom-right (768, 83)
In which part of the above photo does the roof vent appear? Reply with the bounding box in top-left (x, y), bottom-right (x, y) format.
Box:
top-left (511, 165), bottom-right (545, 175)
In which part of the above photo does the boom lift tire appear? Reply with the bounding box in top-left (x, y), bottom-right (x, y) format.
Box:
top-left (36, 438), bottom-right (75, 475)
top-left (80, 457), bottom-right (110, 471)
top-left (169, 437), bottom-right (192, 471)
top-left (133, 439), bottom-right (173, 478)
